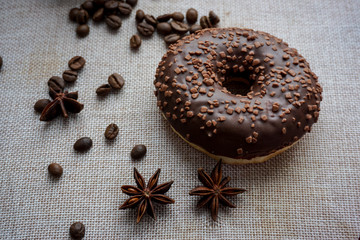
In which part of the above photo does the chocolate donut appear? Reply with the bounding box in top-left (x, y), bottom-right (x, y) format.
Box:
top-left (154, 28), bottom-right (322, 164)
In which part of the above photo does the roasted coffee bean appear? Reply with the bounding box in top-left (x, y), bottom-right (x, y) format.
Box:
top-left (118, 2), bottom-right (132, 15)
top-left (104, 0), bottom-right (118, 10)
top-left (76, 9), bottom-right (89, 24)
top-left (170, 21), bottom-right (189, 34)
top-left (81, 1), bottom-right (95, 14)
top-left (105, 15), bottom-right (122, 29)
top-left (137, 22), bottom-right (155, 36)
top-left (157, 13), bottom-right (173, 22)
top-left (0, 56), bottom-right (2, 70)
top-left (76, 24), bottom-right (90, 38)
top-left (108, 73), bottom-right (125, 89)
top-left (68, 56), bottom-right (86, 71)
top-left (62, 70), bottom-right (78, 83)
top-left (131, 144), bottom-right (147, 159)
top-left (186, 8), bottom-right (198, 24)
top-left (96, 84), bottom-right (111, 96)
top-left (93, 0), bottom-right (105, 6)
top-left (93, 8), bottom-right (104, 22)
top-left (48, 163), bottom-right (63, 177)
top-left (172, 12), bottom-right (184, 22)
top-left (157, 22), bottom-right (172, 35)
top-left (104, 123), bottom-right (119, 140)
top-left (48, 76), bottom-right (65, 92)
top-left (144, 14), bottom-right (157, 26)
top-left (164, 33), bottom-right (180, 44)
top-left (34, 99), bottom-right (51, 113)
top-left (126, 0), bottom-right (137, 7)
top-left (74, 137), bottom-right (93, 152)
top-left (209, 11), bottom-right (220, 25)
top-left (200, 16), bottom-right (212, 29)
top-left (135, 9), bottom-right (145, 22)
top-left (70, 222), bottom-right (85, 239)
top-left (69, 8), bottom-right (80, 22)
top-left (189, 24), bottom-right (202, 33)
top-left (130, 34), bottom-right (141, 49)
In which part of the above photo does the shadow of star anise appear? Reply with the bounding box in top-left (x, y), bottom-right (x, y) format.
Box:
top-left (189, 160), bottom-right (246, 221)
top-left (119, 168), bottom-right (175, 223)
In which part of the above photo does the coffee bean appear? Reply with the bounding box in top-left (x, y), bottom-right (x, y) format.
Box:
top-left (76, 9), bottom-right (89, 24)
top-left (48, 76), bottom-right (65, 92)
top-left (104, 0), bottom-right (118, 10)
top-left (105, 15), bottom-right (122, 29)
top-left (76, 24), bottom-right (90, 38)
top-left (209, 11), bottom-right (220, 25)
top-left (186, 8), bottom-right (198, 24)
top-left (68, 56), bottom-right (86, 71)
top-left (48, 163), bottom-right (63, 177)
top-left (172, 12), bottom-right (184, 22)
top-left (81, 1), bottom-right (95, 14)
top-left (164, 33), bottom-right (180, 44)
top-left (70, 222), bottom-right (85, 239)
top-left (104, 123), bottom-right (119, 140)
top-left (93, 8), bottom-right (104, 22)
top-left (96, 84), bottom-right (111, 96)
top-left (157, 22), bottom-right (172, 35)
top-left (118, 2), bottom-right (132, 15)
top-left (170, 21), bottom-right (189, 34)
top-left (69, 8), bottom-right (80, 22)
top-left (62, 70), bottom-right (78, 83)
top-left (189, 24), bottom-right (202, 33)
top-left (157, 13), bottom-right (173, 22)
top-left (135, 9), bottom-right (145, 22)
top-left (126, 0), bottom-right (137, 7)
top-left (144, 14), bottom-right (157, 26)
top-left (34, 99), bottom-right (51, 113)
top-left (131, 144), bottom-right (147, 159)
top-left (0, 56), bottom-right (2, 70)
top-left (108, 73), bottom-right (125, 89)
top-left (200, 16), bottom-right (212, 29)
top-left (137, 22), bottom-right (155, 36)
top-left (93, 0), bottom-right (105, 6)
top-left (74, 137), bottom-right (93, 152)
top-left (130, 34), bottom-right (141, 49)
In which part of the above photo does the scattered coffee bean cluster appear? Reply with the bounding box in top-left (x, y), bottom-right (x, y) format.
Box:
top-left (69, 0), bottom-right (138, 38)
top-left (96, 72), bottom-right (125, 96)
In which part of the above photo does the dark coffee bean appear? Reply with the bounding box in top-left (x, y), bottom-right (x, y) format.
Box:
top-left (209, 11), bottom-right (220, 25)
top-left (34, 99), bottom-right (51, 113)
top-left (108, 73), bottom-right (125, 89)
top-left (105, 15), bottom-right (122, 29)
top-left (48, 163), bottom-right (63, 177)
top-left (118, 2), bottom-right (132, 15)
top-left (189, 24), bottom-right (202, 33)
top-left (135, 9), bottom-right (145, 22)
top-left (157, 22), bottom-right (172, 35)
top-left (137, 22), bottom-right (155, 36)
top-left (48, 76), bottom-right (65, 92)
top-left (164, 33), bottom-right (180, 44)
top-left (200, 16), bottom-right (212, 29)
top-left (126, 0), bottom-right (137, 7)
top-left (81, 1), bottom-right (95, 14)
top-left (74, 137), bottom-right (93, 152)
top-left (62, 70), bottom-right (78, 83)
top-left (170, 21), bottom-right (189, 34)
top-left (70, 222), bottom-right (85, 239)
top-left (104, 0), bottom-right (118, 10)
top-left (130, 34), bottom-right (141, 49)
top-left (172, 12), bottom-right (184, 22)
top-left (76, 9), bottom-right (89, 24)
top-left (186, 8), bottom-right (198, 24)
top-left (68, 56), bottom-right (86, 71)
top-left (131, 144), bottom-right (147, 159)
top-left (93, 8), bottom-right (104, 22)
top-left (104, 123), bottom-right (119, 140)
top-left (96, 84), bottom-right (111, 96)
top-left (76, 24), bottom-right (90, 38)
top-left (157, 13), bottom-right (173, 22)
top-left (144, 14), bottom-right (157, 26)
top-left (93, 0), bottom-right (105, 6)
top-left (69, 8), bottom-right (80, 22)
top-left (0, 56), bottom-right (2, 70)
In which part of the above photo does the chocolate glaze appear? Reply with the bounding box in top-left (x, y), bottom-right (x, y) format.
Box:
top-left (154, 28), bottom-right (322, 160)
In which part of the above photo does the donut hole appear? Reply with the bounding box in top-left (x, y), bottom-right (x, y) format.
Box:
top-left (222, 70), bottom-right (255, 96)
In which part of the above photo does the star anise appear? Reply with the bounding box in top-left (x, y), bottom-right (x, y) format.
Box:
top-left (189, 160), bottom-right (246, 221)
top-left (40, 88), bottom-right (84, 121)
top-left (119, 168), bottom-right (175, 223)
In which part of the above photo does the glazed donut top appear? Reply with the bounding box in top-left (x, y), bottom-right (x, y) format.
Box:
top-left (154, 28), bottom-right (322, 160)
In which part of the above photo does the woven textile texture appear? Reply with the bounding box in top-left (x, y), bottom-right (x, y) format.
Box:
top-left (0, 0), bottom-right (359, 239)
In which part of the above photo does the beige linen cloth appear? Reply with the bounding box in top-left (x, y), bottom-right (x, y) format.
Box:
top-left (0, 0), bottom-right (359, 239)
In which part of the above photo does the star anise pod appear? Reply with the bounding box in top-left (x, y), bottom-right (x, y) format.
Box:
top-left (189, 160), bottom-right (246, 221)
top-left (119, 168), bottom-right (175, 223)
top-left (40, 88), bottom-right (84, 121)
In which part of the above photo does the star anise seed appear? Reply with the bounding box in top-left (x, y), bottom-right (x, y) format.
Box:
top-left (119, 168), bottom-right (175, 223)
top-left (189, 160), bottom-right (246, 221)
